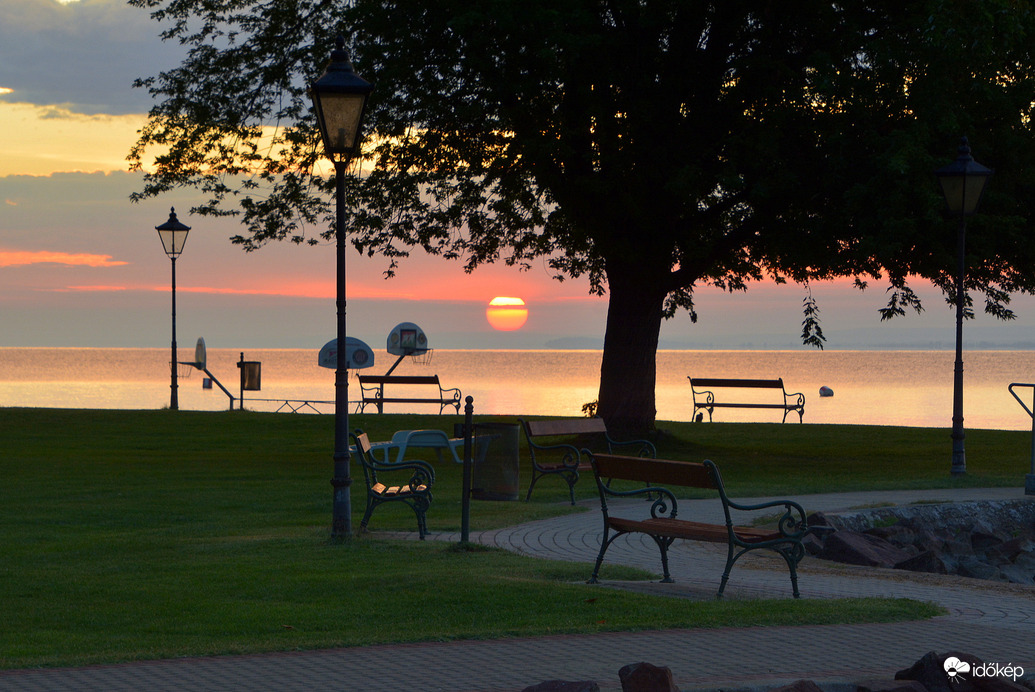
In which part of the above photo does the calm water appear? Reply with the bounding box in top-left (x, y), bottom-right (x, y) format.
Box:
top-left (2, 348), bottom-right (1035, 430)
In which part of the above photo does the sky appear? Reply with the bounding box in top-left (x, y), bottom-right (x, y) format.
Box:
top-left (5, 0), bottom-right (1035, 354)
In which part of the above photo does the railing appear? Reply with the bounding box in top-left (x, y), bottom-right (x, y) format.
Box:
top-left (1006, 383), bottom-right (1035, 495)
top-left (236, 398), bottom-right (336, 414)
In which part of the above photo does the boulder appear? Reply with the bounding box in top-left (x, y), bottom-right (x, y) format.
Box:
top-left (895, 650), bottom-right (984, 692)
top-left (895, 651), bottom-right (1030, 692)
top-left (618, 662), bottom-right (678, 692)
top-left (956, 556), bottom-right (1000, 581)
top-left (998, 562), bottom-right (1035, 585)
top-left (522, 682), bottom-right (600, 692)
top-left (894, 550), bottom-right (950, 575)
top-left (988, 536), bottom-right (1035, 563)
top-left (818, 530), bottom-right (914, 568)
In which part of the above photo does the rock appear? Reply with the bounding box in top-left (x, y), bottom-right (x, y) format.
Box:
top-left (998, 562), bottom-right (1035, 585)
top-left (956, 556), bottom-right (1001, 580)
top-left (894, 651), bottom-right (1030, 692)
top-left (802, 531), bottom-right (826, 556)
top-left (522, 682), bottom-right (600, 692)
top-left (894, 550), bottom-right (950, 574)
top-left (970, 529), bottom-right (1004, 553)
top-left (818, 530), bottom-right (915, 568)
top-left (988, 536), bottom-right (1035, 563)
top-left (618, 662), bottom-right (678, 692)
top-left (807, 512), bottom-right (836, 529)
top-left (896, 650), bottom-right (984, 692)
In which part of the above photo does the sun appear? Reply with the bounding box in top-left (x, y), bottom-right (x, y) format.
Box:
top-left (486, 296), bottom-right (529, 331)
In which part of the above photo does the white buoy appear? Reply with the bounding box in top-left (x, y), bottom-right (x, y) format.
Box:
top-left (819, 386), bottom-right (834, 397)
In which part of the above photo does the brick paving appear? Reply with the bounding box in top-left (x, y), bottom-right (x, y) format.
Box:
top-left (1, 487), bottom-right (1032, 692)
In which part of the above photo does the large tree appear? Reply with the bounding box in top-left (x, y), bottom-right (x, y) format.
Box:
top-left (130, 0), bottom-right (1035, 432)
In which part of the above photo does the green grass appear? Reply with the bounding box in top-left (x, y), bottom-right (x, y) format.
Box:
top-left (0, 407), bottom-right (996, 669)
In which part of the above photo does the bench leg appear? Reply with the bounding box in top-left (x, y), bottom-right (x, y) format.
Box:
top-left (360, 499), bottom-right (378, 534)
top-left (525, 468), bottom-right (578, 506)
top-left (524, 471), bottom-right (542, 502)
top-left (652, 536), bottom-right (675, 583)
top-left (588, 533), bottom-right (617, 584)
top-left (718, 542), bottom-right (737, 598)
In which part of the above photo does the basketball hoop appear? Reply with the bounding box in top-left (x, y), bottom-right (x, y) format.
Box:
top-left (409, 348), bottom-right (434, 366)
top-left (177, 362), bottom-right (196, 379)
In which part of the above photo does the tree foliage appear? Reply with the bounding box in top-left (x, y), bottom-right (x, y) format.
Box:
top-left (129, 0), bottom-right (1035, 431)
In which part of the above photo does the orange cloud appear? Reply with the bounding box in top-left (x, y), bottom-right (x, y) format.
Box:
top-left (52, 285), bottom-right (129, 293)
top-left (0, 250), bottom-right (128, 268)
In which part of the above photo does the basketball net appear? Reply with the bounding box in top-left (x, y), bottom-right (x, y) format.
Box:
top-left (409, 348), bottom-right (434, 366)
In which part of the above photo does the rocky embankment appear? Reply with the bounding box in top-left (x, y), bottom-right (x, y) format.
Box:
top-left (804, 499), bottom-right (1035, 584)
top-left (521, 651), bottom-right (1034, 692)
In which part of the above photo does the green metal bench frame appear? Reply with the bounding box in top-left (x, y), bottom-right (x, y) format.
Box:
top-left (587, 453), bottom-right (813, 598)
top-left (519, 417), bottom-right (656, 505)
top-left (352, 431), bottom-right (435, 539)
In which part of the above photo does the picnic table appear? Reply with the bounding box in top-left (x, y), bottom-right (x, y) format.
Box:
top-left (369, 429), bottom-right (466, 465)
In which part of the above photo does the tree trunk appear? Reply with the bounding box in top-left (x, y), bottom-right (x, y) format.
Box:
top-left (596, 262), bottom-right (666, 435)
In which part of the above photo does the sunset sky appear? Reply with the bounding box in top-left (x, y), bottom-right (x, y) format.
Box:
top-left (5, 0), bottom-right (1035, 354)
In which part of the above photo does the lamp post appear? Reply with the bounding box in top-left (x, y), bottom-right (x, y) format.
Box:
top-left (935, 137), bottom-right (993, 476)
top-left (155, 207), bottom-right (191, 411)
top-left (310, 35), bottom-right (373, 539)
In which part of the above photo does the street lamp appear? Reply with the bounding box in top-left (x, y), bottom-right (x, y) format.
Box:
top-left (935, 137), bottom-right (993, 476)
top-left (310, 35), bottom-right (373, 539)
top-left (155, 207), bottom-right (191, 410)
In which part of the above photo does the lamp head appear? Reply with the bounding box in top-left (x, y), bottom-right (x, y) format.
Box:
top-left (935, 137), bottom-right (993, 216)
top-left (310, 35), bottom-right (374, 162)
top-left (155, 207), bottom-right (191, 258)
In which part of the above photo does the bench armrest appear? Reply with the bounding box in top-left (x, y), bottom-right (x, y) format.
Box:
top-left (724, 498), bottom-right (809, 538)
top-left (605, 435), bottom-right (657, 458)
top-left (359, 380), bottom-right (383, 398)
top-left (438, 384), bottom-right (462, 400)
top-left (598, 482), bottom-right (678, 518)
top-left (362, 457), bottom-right (436, 487)
top-left (529, 441), bottom-right (581, 469)
top-left (783, 390), bottom-right (805, 405)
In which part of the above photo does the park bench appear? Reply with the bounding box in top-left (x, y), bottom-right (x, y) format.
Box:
top-left (352, 431), bottom-right (435, 539)
top-left (587, 453), bottom-right (814, 598)
top-left (689, 377), bottom-right (805, 423)
top-left (519, 417), bottom-right (656, 505)
top-left (357, 374), bottom-right (462, 414)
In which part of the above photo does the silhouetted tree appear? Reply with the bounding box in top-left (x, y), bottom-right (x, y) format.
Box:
top-left (130, 0), bottom-right (1035, 431)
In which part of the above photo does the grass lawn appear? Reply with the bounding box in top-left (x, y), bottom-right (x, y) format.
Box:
top-left (3, 407), bottom-right (1014, 669)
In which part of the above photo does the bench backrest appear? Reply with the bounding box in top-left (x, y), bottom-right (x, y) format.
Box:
top-left (690, 378), bottom-right (784, 390)
top-left (352, 432), bottom-right (378, 486)
top-left (525, 417), bottom-right (608, 438)
top-left (591, 453), bottom-right (717, 490)
top-left (358, 375), bottom-right (441, 386)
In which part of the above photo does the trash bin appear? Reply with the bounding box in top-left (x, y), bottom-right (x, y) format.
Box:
top-left (469, 422), bottom-right (520, 501)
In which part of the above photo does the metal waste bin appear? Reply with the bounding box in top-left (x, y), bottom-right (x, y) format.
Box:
top-left (468, 422), bottom-right (520, 501)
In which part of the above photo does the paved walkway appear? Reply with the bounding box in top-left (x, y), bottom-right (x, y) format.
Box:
top-left (2, 488), bottom-right (1033, 692)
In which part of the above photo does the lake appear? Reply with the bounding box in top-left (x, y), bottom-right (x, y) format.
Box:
top-left (1, 347), bottom-right (1035, 430)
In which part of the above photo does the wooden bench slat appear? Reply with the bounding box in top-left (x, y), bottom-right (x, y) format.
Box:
top-left (525, 418), bottom-right (607, 437)
top-left (690, 378), bottom-right (785, 389)
top-left (592, 454), bottom-right (714, 488)
top-left (359, 375), bottom-right (441, 385)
